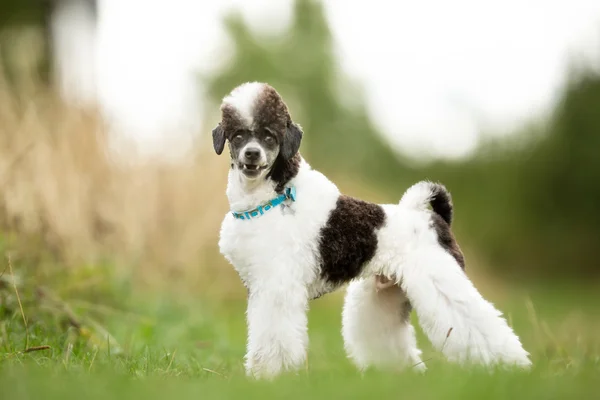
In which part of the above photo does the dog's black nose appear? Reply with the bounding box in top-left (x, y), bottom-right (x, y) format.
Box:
top-left (244, 148), bottom-right (260, 161)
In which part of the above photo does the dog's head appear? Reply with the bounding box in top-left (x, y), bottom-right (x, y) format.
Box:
top-left (212, 82), bottom-right (303, 181)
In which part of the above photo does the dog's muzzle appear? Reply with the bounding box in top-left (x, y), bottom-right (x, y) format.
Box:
top-left (239, 145), bottom-right (267, 177)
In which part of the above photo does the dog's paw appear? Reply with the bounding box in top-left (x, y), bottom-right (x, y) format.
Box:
top-left (244, 354), bottom-right (283, 380)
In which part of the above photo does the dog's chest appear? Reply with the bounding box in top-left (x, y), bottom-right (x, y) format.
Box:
top-left (219, 208), bottom-right (320, 287)
top-left (220, 165), bottom-right (343, 291)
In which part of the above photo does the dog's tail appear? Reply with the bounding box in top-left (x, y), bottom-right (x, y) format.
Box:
top-left (399, 245), bottom-right (532, 369)
top-left (399, 181), bottom-right (453, 225)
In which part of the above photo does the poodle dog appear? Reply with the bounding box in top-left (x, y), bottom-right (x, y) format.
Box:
top-left (212, 82), bottom-right (531, 379)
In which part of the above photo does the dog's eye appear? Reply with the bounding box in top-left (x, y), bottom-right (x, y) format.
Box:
top-left (264, 135), bottom-right (275, 144)
top-left (232, 134), bottom-right (243, 143)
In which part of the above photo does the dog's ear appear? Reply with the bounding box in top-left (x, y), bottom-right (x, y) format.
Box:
top-left (281, 121), bottom-right (303, 160)
top-left (212, 123), bottom-right (226, 155)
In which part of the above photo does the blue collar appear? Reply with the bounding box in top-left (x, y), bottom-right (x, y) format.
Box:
top-left (232, 187), bottom-right (296, 220)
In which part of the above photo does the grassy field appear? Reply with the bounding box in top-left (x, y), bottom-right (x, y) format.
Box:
top-left (1, 263), bottom-right (599, 400)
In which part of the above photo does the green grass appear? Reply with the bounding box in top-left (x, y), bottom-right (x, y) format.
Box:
top-left (1, 269), bottom-right (599, 399)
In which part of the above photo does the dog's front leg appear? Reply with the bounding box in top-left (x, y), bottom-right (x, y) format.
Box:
top-left (244, 282), bottom-right (308, 379)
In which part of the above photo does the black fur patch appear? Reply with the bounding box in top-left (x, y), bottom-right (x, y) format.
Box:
top-left (267, 152), bottom-right (301, 193)
top-left (252, 85), bottom-right (291, 139)
top-left (318, 196), bottom-right (386, 285)
top-left (432, 214), bottom-right (465, 269)
top-left (212, 124), bottom-right (225, 155)
top-left (281, 122), bottom-right (303, 160)
top-left (429, 183), bottom-right (453, 226)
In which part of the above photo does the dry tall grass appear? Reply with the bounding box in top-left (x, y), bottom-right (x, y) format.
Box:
top-left (0, 52), bottom-right (242, 295)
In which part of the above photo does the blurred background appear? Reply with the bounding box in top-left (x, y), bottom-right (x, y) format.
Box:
top-left (1, 0), bottom-right (600, 391)
top-left (2, 0), bottom-right (599, 289)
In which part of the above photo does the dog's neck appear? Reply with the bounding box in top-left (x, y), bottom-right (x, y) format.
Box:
top-left (226, 169), bottom-right (278, 212)
top-left (226, 153), bottom-right (303, 212)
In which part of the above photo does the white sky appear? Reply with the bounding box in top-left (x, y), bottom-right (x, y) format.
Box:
top-left (57, 0), bottom-right (600, 159)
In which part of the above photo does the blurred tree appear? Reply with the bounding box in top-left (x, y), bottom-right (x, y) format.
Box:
top-left (420, 69), bottom-right (600, 282)
top-left (0, 0), bottom-right (97, 86)
top-left (0, 0), bottom-right (55, 83)
top-left (516, 69), bottom-right (600, 279)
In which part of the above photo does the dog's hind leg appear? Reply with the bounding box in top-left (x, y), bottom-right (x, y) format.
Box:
top-left (342, 277), bottom-right (425, 372)
top-left (399, 245), bottom-right (531, 368)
